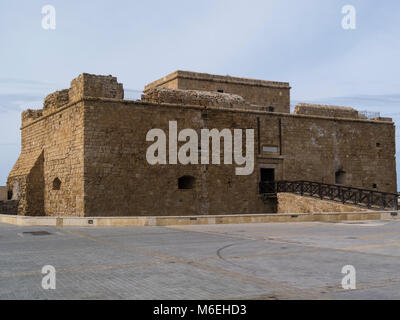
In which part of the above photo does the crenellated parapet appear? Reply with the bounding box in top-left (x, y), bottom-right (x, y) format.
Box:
top-left (43, 89), bottom-right (70, 116)
top-left (141, 87), bottom-right (251, 109)
top-left (20, 73), bottom-right (124, 127)
top-left (21, 109), bottom-right (43, 127)
top-left (69, 73), bottom-right (124, 103)
top-left (293, 103), bottom-right (392, 121)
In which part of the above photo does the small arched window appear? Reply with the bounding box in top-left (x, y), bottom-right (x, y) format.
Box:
top-left (52, 178), bottom-right (61, 190)
top-left (178, 176), bottom-right (195, 190)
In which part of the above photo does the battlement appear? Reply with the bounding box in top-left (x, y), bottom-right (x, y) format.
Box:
top-left (141, 87), bottom-right (251, 109)
top-left (21, 109), bottom-right (43, 126)
top-left (21, 74), bottom-right (124, 127)
top-left (43, 89), bottom-right (70, 116)
top-left (295, 103), bottom-right (364, 120)
top-left (144, 70), bottom-right (291, 113)
top-left (371, 117), bottom-right (393, 122)
top-left (69, 73), bottom-right (124, 103)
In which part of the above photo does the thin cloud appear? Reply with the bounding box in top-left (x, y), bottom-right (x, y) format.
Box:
top-left (0, 78), bottom-right (51, 86)
top-left (0, 93), bottom-right (44, 112)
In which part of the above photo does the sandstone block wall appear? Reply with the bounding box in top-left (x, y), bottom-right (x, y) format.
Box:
top-left (7, 73), bottom-right (397, 217)
top-left (142, 87), bottom-right (251, 109)
top-left (83, 99), bottom-right (271, 217)
top-left (21, 109), bottom-right (43, 127)
top-left (0, 186), bottom-right (7, 200)
top-left (8, 73), bottom-right (126, 216)
top-left (8, 102), bottom-right (85, 216)
top-left (82, 95), bottom-right (396, 216)
top-left (0, 200), bottom-right (19, 215)
top-left (280, 116), bottom-right (396, 191)
top-left (145, 71), bottom-right (291, 113)
top-left (277, 193), bottom-right (370, 213)
top-left (70, 73), bottom-right (124, 103)
top-left (294, 103), bottom-right (364, 119)
top-left (43, 89), bottom-right (70, 116)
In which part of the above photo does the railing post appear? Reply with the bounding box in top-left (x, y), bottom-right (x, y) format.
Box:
top-left (300, 181), bottom-right (304, 196)
top-left (353, 188), bottom-right (358, 205)
top-left (340, 187), bottom-right (345, 204)
top-left (381, 193), bottom-right (386, 210)
top-left (367, 191), bottom-right (373, 209)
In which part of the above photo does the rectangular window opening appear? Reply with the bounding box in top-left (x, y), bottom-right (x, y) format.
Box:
top-left (262, 146), bottom-right (278, 153)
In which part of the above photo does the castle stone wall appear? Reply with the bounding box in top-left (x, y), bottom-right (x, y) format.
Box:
top-left (280, 116), bottom-right (396, 191)
top-left (70, 73), bottom-right (124, 103)
top-left (294, 103), bottom-right (363, 119)
top-left (83, 99), bottom-right (272, 216)
top-left (277, 193), bottom-right (370, 214)
top-left (8, 100), bottom-right (85, 216)
top-left (7, 73), bottom-right (397, 217)
top-left (81, 97), bottom-right (396, 217)
top-left (0, 187), bottom-right (7, 200)
top-left (43, 89), bottom-right (70, 116)
top-left (142, 87), bottom-right (251, 109)
top-left (145, 71), bottom-right (291, 114)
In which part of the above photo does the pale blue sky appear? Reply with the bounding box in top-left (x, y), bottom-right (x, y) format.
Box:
top-left (1, 0), bottom-right (400, 186)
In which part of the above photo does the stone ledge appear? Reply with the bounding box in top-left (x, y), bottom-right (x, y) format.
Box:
top-left (20, 96), bottom-right (395, 130)
top-left (144, 70), bottom-right (291, 91)
top-left (0, 211), bottom-right (397, 227)
top-left (142, 87), bottom-right (250, 109)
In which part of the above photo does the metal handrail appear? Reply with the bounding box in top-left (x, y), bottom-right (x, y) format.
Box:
top-left (259, 180), bottom-right (398, 211)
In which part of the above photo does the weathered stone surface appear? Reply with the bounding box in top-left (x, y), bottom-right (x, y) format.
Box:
top-left (43, 89), bottom-right (70, 116)
top-left (294, 103), bottom-right (362, 119)
top-left (6, 72), bottom-right (397, 217)
top-left (277, 193), bottom-right (370, 214)
top-left (0, 200), bottom-right (19, 215)
top-left (69, 73), bottom-right (124, 103)
top-left (0, 186), bottom-right (7, 201)
top-left (142, 87), bottom-right (250, 109)
top-left (21, 109), bottom-right (43, 127)
top-left (145, 70), bottom-right (291, 113)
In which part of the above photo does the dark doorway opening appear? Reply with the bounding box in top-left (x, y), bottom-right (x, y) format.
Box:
top-left (260, 168), bottom-right (275, 194)
top-left (260, 168), bottom-right (275, 182)
top-left (335, 170), bottom-right (346, 185)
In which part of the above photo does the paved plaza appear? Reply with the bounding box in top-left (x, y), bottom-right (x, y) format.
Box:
top-left (0, 219), bottom-right (399, 299)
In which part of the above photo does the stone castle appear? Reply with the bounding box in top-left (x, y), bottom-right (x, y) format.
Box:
top-left (4, 71), bottom-right (397, 216)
